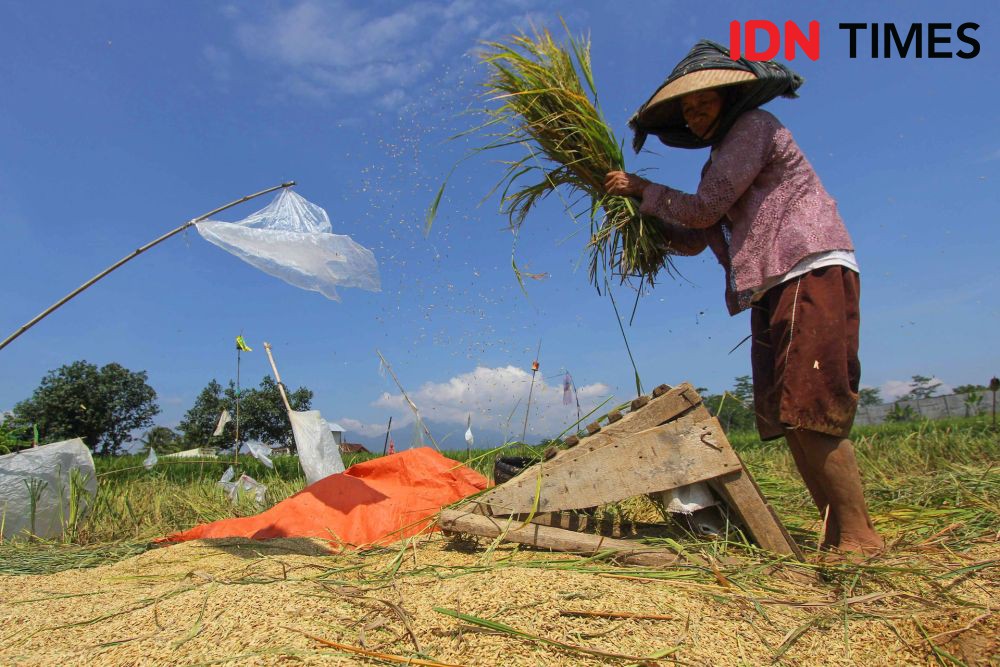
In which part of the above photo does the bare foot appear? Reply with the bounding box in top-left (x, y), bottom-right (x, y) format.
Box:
top-left (836, 533), bottom-right (885, 557)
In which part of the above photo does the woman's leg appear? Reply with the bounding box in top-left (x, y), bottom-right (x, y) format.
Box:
top-left (784, 429), bottom-right (840, 548)
top-left (791, 429), bottom-right (882, 554)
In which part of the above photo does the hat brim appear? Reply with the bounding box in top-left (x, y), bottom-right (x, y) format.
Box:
top-left (636, 69), bottom-right (758, 131)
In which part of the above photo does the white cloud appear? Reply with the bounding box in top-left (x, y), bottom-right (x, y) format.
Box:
top-left (339, 365), bottom-right (611, 441)
top-left (221, 0), bottom-right (570, 102)
top-left (338, 417), bottom-right (385, 438)
top-left (880, 377), bottom-right (953, 401)
top-left (338, 366), bottom-right (611, 442)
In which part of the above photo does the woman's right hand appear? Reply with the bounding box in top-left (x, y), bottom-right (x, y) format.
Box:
top-left (604, 171), bottom-right (650, 198)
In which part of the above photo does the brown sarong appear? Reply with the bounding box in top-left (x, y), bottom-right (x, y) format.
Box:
top-left (750, 266), bottom-right (861, 440)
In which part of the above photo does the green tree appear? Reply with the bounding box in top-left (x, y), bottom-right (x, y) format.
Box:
top-left (178, 376), bottom-right (312, 450)
top-left (886, 402), bottom-right (918, 422)
top-left (702, 376), bottom-right (756, 433)
top-left (140, 426), bottom-right (185, 454)
top-left (953, 384), bottom-right (987, 395)
top-left (177, 379), bottom-right (235, 447)
top-left (858, 387), bottom-right (882, 407)
top-left (9, 361), bottom-right (159, 455)
top-left (731, 375), bottom-right (754, 404)
top-left (904, 375), bottom-right (942, 400)
top-left (239, 376), bottom-right (312, 448)
top-left (0, 417), bottom-right (29, 454)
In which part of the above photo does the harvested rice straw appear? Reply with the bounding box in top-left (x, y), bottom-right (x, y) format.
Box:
top-left (286, 628), bottom-right (464, 667)
top-left (461, 24), bottom-right (677, 288)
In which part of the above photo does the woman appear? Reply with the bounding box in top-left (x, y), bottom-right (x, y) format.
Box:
top-left (605, 41), bottom-right (883, 556)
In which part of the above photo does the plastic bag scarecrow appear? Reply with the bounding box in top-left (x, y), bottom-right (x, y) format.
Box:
top-left (196, 189), bottom-right (381, 300)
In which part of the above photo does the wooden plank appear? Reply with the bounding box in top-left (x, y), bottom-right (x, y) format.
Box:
top-left (476, 384), bottom-right (706, 511)
top-left (482, 415), bottom-right (742, 515)
top-left (566, 383), bottom-right (704, 459)
top-left (439, 508), bottom-right (686, 567)
top-left (710, 470), bottom-right (803, 560)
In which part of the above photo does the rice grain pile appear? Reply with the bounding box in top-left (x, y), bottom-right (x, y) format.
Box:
top-left (1, 535), bottom-right (996, 666)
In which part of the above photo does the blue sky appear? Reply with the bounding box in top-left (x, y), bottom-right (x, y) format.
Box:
top-left (1, 1), bottom-right (997, 447)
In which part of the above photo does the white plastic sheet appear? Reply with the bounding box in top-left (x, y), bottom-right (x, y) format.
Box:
top-left (196, 190), bottom-right (380, 301)
top-left (288, 410), bottom-right (345, 486)
top-left (661, 483), bottom-right (723, 537)
top-left (243, 441), bottom-right (274, 469)
top-left (0, 439), bottom-right (97, 540)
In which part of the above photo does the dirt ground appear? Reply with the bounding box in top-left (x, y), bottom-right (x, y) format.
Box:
top-left (1, 535), bottom-right (997, 666)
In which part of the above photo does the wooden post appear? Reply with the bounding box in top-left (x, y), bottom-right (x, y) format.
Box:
top-left (382, 416), bottom-right (393, 456)
top-left (709, 467), bottom-right (803, 559)
top-left (440, 508), bottom-right (689, 567)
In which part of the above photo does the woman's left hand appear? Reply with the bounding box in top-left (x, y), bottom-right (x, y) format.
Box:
top-left (604, 171), bottom-right (650, 197)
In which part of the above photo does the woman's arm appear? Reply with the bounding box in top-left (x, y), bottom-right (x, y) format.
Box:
top-left (603, 173), bottom-right (708, 256)
top-left (654, 220), bottom-right (708, 256)
top-left (632, 112), bottom-right (777, 229)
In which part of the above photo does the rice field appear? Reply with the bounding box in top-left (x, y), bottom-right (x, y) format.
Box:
top-left (0, 416), bottom-right (997, 665)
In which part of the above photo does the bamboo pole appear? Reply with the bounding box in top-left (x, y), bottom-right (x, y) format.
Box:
top-left (0, 181), bottom-right (296, 352)
top-left (382, 416), bottom-right (393, 456)
top-left (234, 343), bottom-right (242, 466)
top-left (375, 349), bottom-right (439, 450)
top-left (262, 343), bottom-right (293, 413)
top-left (520, 339), bottom-right (541, 442)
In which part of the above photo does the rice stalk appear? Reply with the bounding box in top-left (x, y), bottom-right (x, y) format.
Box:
top-left (460, 24), bottom-right (677, 288)
top-left (433, 606), bottom-right (656, 662)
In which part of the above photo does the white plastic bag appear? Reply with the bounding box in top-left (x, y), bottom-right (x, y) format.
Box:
top-left (243, 441), bottom-right (274, 469)
top-left (237, 474), bottom-right (267, 504)
top-left (0, 439), bottom-right (97, 540)
top-left (663, 482), bottom-right (716, 514)
top-left (218, 467), bottom-right (267, 504)
top-left (196, 190), bottom-right (381, 301)
top-left (410, 418), bottom-right (425, 449)
top-left (213, 409), bottom-right (232, 437)
top-left (144, 447), bottom-right (158, 470)
top-left (288, 410), bottom-right (345, 485)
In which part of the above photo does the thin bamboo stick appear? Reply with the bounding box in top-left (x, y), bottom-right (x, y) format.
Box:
top-left (263, 343), bottom-right (293, 413)
top-left (0, 181), bottom-right (295, 352)
top-left (376, 349), bottom-right (439, 450)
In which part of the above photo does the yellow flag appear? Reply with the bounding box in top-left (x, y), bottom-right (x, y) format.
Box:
top-left (235, 335), bottom-right (252, 352)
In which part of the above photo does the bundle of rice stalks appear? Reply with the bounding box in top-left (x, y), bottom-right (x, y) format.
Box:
top-left (472, 25), bottom-right (675, 288)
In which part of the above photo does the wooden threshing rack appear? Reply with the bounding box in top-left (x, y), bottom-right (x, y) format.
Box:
top-left (441, 383), bottom-right (803, 565)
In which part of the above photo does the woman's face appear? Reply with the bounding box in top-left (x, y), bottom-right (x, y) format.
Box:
top-left (681, 90), bottom-right (723, 139)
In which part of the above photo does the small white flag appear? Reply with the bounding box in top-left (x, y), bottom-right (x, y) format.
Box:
top-left (213, 409), bottom-right (232, 437)
top-left (464, 415), bottom-right (474, 447)
top-left (144, 447), bottom-right (158, 470)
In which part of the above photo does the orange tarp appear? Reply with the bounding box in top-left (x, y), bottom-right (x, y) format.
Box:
top-left (161, 447), bottom-right (488, 548)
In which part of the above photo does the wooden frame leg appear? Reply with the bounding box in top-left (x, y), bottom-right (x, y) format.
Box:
top-left (710, 470), bottom-right (803, 559)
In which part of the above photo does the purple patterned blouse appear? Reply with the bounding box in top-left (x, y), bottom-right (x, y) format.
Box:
top-left (638, 109), bottom-right (853, 314)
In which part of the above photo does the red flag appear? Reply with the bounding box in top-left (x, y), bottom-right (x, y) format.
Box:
top-left (388, 438), bottom-right (395, 455)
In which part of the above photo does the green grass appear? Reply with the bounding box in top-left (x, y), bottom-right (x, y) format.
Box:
top-left (1, 416), bottom-right (996, 575)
